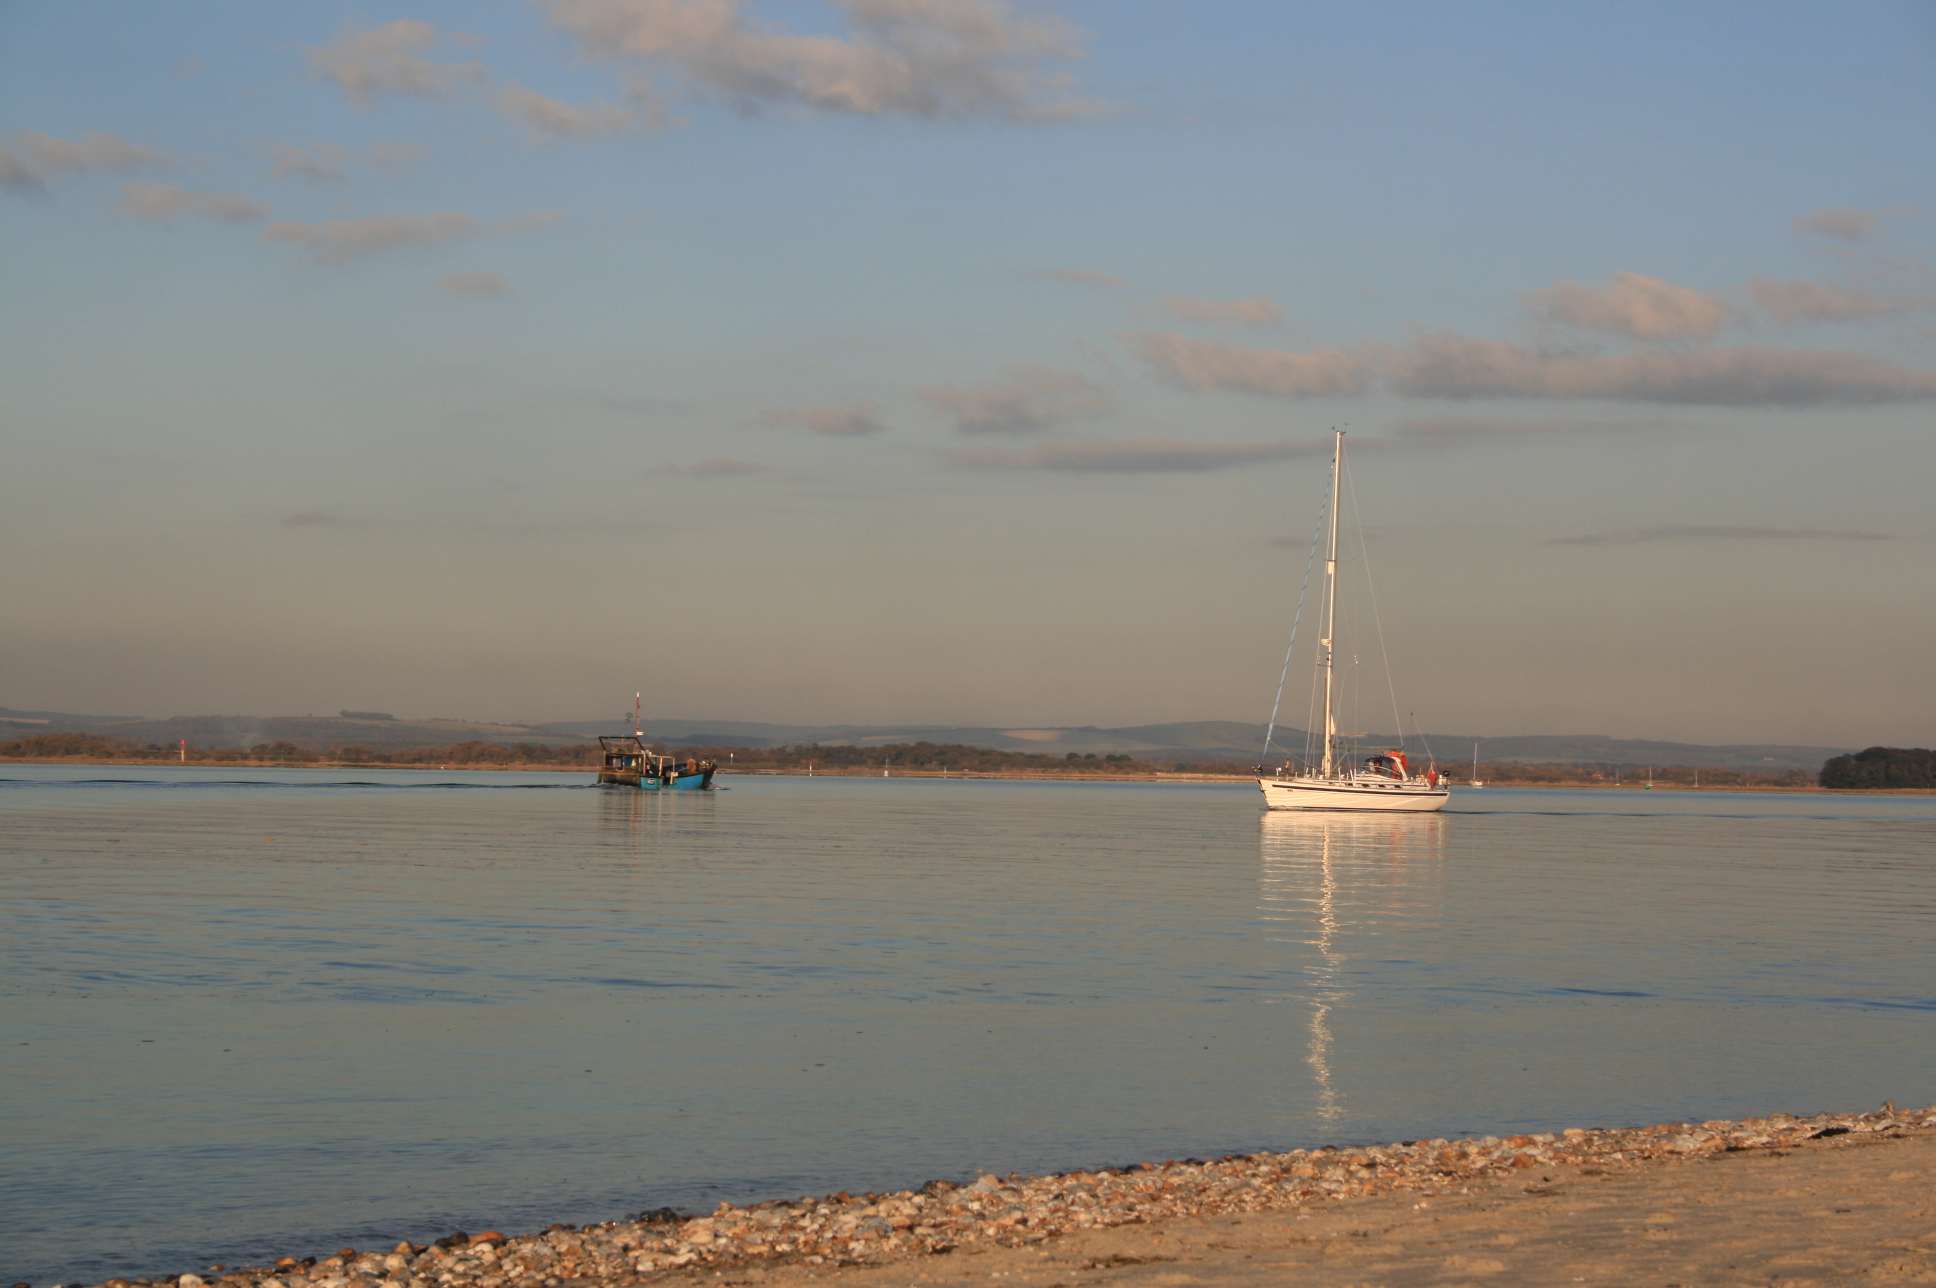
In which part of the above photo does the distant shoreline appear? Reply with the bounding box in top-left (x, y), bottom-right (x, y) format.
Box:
top-left (10, 758), bottom-right (1934, 792)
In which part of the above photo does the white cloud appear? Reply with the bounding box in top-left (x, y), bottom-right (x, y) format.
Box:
top-left (1745, 277), bottom-right (1911, 326)
top-left (2, 131), bottom-right (170, 191)
top-left (497, 85), bottom-right (638, 138)
top-left (0, 146), bottom-right (41, 192)
top-left (658, 458), bottom-right (769, 475)
top-left (305, 20), bottom-right (488, 107)
top-left (531, 0), bottom-right (1112, 122)
top-left (920, 364), bottom-right (1111, 434)
top-left (1381, 331), bottom-right (1936, 405)
top-left (118, 182), bottom-right (270, 222)
top-left (1524, 270), bottom-right (1732, 340)
top-left (269, 142), bottom-right (429, 182)
top-left (944, 436), bottom-right (1327, 472)
top-left (15, 131), bottom-right (169, 173)
top-left (761, 401), bottom-right (888, 435)
top-left (438, 271), bottom-right (509, 295)
top-left (269, 143), bottom-right (356, 183)
top-left (1550, 525), bottom-right (1895, 547)
top-left (1795, 208), bottom-right (1881, 241)
top-left (262, 211), bottom-right (476, 264)
top-left (261, 209), bottom-right (557, 265)
top-left (1123, 331), bottom-right (1369, 397)
top-left (1155, 296), bottom-right (1284, 328)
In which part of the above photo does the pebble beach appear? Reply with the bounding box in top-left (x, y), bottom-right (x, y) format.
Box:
top-left (53, 1103), bottom-right (1932, 1288)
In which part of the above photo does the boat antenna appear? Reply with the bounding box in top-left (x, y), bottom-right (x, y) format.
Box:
top-left (1258, 460), bottom-right (1331, 770)
top-left (633, 692), bottom-right (641, 739)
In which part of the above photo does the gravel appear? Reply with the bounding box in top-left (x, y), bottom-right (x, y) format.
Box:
top-left (50, 1104), bottom-right (1931, 1288)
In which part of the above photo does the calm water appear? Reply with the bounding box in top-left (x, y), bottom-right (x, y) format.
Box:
top-left (4, 767), bottom-right (1933, 1283)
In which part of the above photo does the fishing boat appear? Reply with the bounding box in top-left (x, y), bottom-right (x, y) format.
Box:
top-left (596, 695), bottom-right (717, 790)
top-left (1258, 431), bottom-right (1449, 813)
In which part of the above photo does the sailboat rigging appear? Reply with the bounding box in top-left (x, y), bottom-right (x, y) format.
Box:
top-left (1258, 431), bottom-right (1449, 813)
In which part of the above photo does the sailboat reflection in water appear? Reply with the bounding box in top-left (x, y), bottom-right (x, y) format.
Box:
top-left (1258, 811), bottom-right (1446, 1122)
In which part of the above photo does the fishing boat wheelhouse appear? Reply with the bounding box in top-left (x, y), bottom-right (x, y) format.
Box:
top-left (597, 735), bottom-right (716, 791)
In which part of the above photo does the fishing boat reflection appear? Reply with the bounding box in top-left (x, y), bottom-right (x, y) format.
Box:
top-left (599, 782), bottom-right (718, 843)
top-left (1259, 811), bottom-right (1446, 1121)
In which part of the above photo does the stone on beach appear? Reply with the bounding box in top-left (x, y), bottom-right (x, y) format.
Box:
top-left (74, 1104), bottom-right (1935, 1288)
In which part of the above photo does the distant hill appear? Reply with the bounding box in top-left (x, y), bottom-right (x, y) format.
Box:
top-left (2, 707), bottom-right (1852, 770)
top-left (540, 717), bottom-right (1846, 770)
top-left (0, 708), bottom-right (589, 752)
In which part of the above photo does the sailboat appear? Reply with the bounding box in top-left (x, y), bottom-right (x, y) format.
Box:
top-left (1258, 431), bottom-right (1449, 813)
top-left (1470, 742), bottom-right (1484, 788)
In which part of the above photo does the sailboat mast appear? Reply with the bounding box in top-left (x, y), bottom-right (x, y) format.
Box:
top-left (1319, 430), bottom-right (1343, 778)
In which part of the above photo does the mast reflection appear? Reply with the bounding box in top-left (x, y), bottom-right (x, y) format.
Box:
top-left (1259, 811), bottom-right (1446, 1121)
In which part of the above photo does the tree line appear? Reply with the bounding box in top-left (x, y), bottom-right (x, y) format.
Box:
top-left (1818, 746), bottom-right (1936, 789)
top-left (5, 733), bottom-right (1926, 788)
top-left (674, 741), bottom-right (1165, 774)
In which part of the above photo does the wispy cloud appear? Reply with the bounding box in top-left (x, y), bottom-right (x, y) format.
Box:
top-left (305, 20), bottom-right (487, 108)
top-left (261, 210), bottom-right (557, 265)
top-left (1795, 207), bottom-right (1881, 241)
top-left (1549, 525), bottom-right (1895, 547)
top-left (269, 142), bottom-right (357, 183)
top-left (268, 141), bottom-right (429, 182)
top-left (1387, 416), bottom-right (1670, 443)
top-left (658, 458), bottom-right (769, 476)
top-left (761, 401), bottom-right (888, 436)
top-left (1155, 296), bottom-right (1285, 328)
top-left (1381, 332), bottom-right (1936, 405)
top-left (263, 211), bottom-right (476, 264)
top-left (944, 436), bottom-right (1327, 472)
top-left (14, 131), bottom-right (170, 172)
top-left (1123, 331), bottom-right (1369, 397)
top-left (1030, 268), bottom-right (1128, 289)
top-left (118, 183), bottom-right (269, 222)
top-left (1, 131), bottom-right (170, 192)
top-left (1524, 270), bottom-right (1732, 340)
top-left (497, 85), bottom-right (639, 138)
top-left (920, 364), bottom-right (1111, 434)
top-left (438, 271), bottom-right (508, 295)
top-left (1745, 277), bottom-right (1913, 326)
top-left (532, 0), bottom-right (1114, 122)
top-left (0, 147), bottom-right (40, 193)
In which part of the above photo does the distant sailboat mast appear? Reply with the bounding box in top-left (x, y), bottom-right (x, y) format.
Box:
top-left (1318, 430), bottom-right (1343, 779)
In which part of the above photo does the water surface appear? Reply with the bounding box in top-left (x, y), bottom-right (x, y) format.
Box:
top-left (4, 767), bottom-right (1932, 1283)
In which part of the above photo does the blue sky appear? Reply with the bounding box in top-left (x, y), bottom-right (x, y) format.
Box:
top-left (4, 1), bottom-right (1933, 744)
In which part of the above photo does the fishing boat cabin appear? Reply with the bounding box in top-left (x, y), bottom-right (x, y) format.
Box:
top-left (597, 735), bottom-right (717, 790)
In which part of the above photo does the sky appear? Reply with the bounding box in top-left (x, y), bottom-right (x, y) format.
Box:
top-left (3, 0), bottom-right (1934, 746)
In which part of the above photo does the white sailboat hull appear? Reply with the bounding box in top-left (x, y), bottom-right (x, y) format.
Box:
top-left (1258, 775), bottom-right (1450, 812)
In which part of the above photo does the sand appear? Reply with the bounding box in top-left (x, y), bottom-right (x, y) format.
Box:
top-left (752, 1128), bottom-right (1936, 1288)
